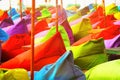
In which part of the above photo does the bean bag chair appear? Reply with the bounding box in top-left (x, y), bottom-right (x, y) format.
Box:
top-left (105, 47), bottom-right (120, 60)
top-left (67, 13), bottom-right (81, 22)
top-left (65, 10), bottom-right (76, 17)
top-left (89, 6), bottom-right (104, 24)
top-left (71, 18), bottom-right (92, 41)
top-left (88, 3), bottom-right (95, 12)
top-left (104, 34), bottom-right (120, 49)
top-left (114, 12), bottom-right (120, 20)
top-left (70, 38), bottom-right (108, 69)
top-left (79, 6), bottom-right (90, 16)
top-left (105, 3), bottom-right (119, 15)
top-left (0, 32), bottom-right (66, 71)
top-left (8, 8), bottom-right (20, 20)
top-left (2, 19), bottom-right (28, 36)
top-left (0, 28), bottom-right (9, 42)
top-left (0, 10), bottom-right (4, 17)
top-left (0, 68), bottom-right (30, 80)
top-left (37, 8), bottom-right (51, 20)
top-left (0, 17), bottom-right (14, 28)
top-left (95, 25), bottom-right (120, 40)
top-left (2, 33), bottom-right (31, 62)
top-left (93, 15), bottom-right (115, 29)
top-left (27, 19), bottom-right (50, 34)
top-left (85, 59), bottom-right (120, 80)
top-left (0, 11), bottom-right (8, 21)
top-left (51, 6), bottom-right (74, 44)
top-left (34, 51), bottom-right (86, 80)
top-left (37, 25), bottom-right (70, 47)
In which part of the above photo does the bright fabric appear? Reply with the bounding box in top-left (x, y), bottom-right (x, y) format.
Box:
top-left (34, 51), bottom-right (86, 80)
top-left (39, 26), bottom-right (70, 47)
top-left (71, 18), bottom-right (92, 41)
top-left (8, 8), bottom-right (20, 20)
top-left (2, 34), bottom-right (31, 62)
top-left (105, 47), bottom-right (120, 60)
top-left (0, 32), bottom-right (66, 71)
top-left (37, 8), bottom-right (51, 20)
top-left (104, 34), bottom-right (120, 48)
top-left (89, 6), bottom-right (104, 24)
top-left (85, 59), bottom-right (120, 80)
top-left (95, 25), bottom-right (120, 40)
top-left (114, 12), bottom-right (120, 20)
top-left (0, 68), bottom-right (30, 80)
top-left (0, 17), bottom-right (14, 28)
top-left (27, 19), bottom-right (49, 34)
top-left (71, 38), bottom-right (108, 69)
top-left (68, 13), bottom-right (81, 22)
top-left (2, 19), bottom-right (28, 36)
top-left (0, 28), bottom-right (9, 42)
top-left (0, 11), bottom-right (8, 21)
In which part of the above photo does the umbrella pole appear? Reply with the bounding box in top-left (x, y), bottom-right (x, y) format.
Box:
top-left (102, 0), bottom-right (107, 27)
top-left (9, 0), bottom-right (11, 17)
top-left (95, 0), bottom-right (97, 9)
top-left (20, 0), bottom-right (22, 20)
top-left (60, 0), bottom-right (63, 12)
top-left (56, 0), bottom-right (58, 32)
top-left (31, 0), bottom-right (35, 80)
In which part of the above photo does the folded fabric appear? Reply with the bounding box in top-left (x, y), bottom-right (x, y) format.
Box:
top-left (71, 18), bottom-right (92, 41)
top-left (0, 32), bottom-right (66, 71)
top-left (114, 12), bottom-right (120, 20)
top-left (27, 19), bottom-right (49, 34)
top-left (2, 33), bottom-right (31, 62)
top-left (105, 47), bottom-right (120, 60)
top-left (67, 13), bottom-right (81, 22)
top-left (105, 3), bottom-right (119, 15)
top-left (74, 53), bottom-right (108, 70)
top-left (0, 17), bottom-right (14, 28)
top-left (104, 34), bottom-right (120, 48)
top-left (39, 25), bottom-right (70, 47)
top-left (34, 51), bottom-right (86, 80)
top-left (0, 11), bottom-right (8, 21)
top-left (89, 6), bottom-right (104, 24)
top-left (50, 6), bottom-right (74, 44)
top-left (0, 68), bottom-right (30, 80)
top-left (0, 28), bottom-right (9, 42)
top-left (37, 8), bottom-right (51, 20)
top-left (95, 25), bottom-right (120, 40)
top-left (70, 38), bottom-right (108, 69)
top-left (8, 8), bottom-right (20, 20)
top-left (2, 19), bottom-right (28, 36)
top-left (71, 38), bottom-right (105, 59)
top-left (85, 59), bottom-right (120, 80)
